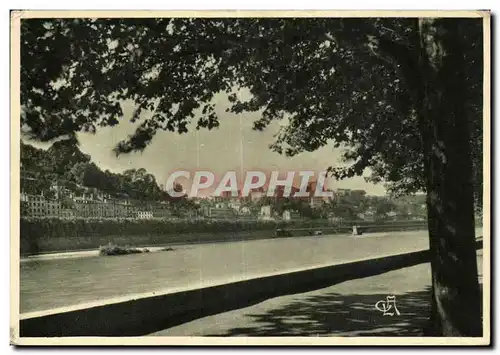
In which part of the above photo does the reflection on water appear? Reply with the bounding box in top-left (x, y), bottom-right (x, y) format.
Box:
top-left (20, 228), bottom-right (482, 313)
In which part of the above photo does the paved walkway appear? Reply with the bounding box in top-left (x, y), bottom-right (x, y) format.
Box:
top-left (150, 250), bottom-right (483, 337)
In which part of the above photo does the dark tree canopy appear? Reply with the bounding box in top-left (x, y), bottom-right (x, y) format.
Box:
top-left (21, 18), bottom-right (482, 204)
top-left (20, 141), bottom-right (186, 202)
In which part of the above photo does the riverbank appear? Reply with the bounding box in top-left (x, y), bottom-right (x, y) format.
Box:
top-left (20, 218), bottom-right (429, 255)
top-left (21, 245), bottom-right (176, 262)
top-left (19, 229), bottom-right (423, 262)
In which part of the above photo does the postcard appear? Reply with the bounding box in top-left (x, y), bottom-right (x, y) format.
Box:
top-left (10, 9), bottom-right (491, 346)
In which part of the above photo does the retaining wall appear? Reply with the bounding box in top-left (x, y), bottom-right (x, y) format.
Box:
top-left (19, 250), bottom-right (431, 337)
top-left (20, 239), bottom-right (482, 337)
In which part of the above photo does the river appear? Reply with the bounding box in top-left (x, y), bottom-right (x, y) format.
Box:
top-left (19, 228), bottom-right (483, 314)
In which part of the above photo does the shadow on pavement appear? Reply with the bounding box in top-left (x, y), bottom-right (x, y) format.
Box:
top-left (209, 288), bottom-right (433, 336)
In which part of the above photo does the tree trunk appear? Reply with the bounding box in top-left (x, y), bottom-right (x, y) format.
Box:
top-left (417, 18), bottom-right (482, 336)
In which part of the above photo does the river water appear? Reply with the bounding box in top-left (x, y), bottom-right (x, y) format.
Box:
top-left (19, 228), bottom-right (483, 314)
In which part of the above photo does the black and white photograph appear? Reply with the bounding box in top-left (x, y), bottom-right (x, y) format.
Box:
top-left (10, 10), bottom-right (490, 346)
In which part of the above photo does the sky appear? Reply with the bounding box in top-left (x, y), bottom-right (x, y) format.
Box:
top-left (27, 93), bottom-right (387, 196)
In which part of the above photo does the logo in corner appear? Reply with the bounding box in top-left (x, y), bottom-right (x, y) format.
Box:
top-left (375, 295), bottom-right (401, 316)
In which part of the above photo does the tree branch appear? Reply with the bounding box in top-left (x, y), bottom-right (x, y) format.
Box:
top-left (367, 32), bottom-right (422, 105)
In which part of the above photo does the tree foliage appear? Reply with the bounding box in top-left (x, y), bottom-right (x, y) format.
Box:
top-left (21, 141), bottom-right (182, 202)
top-left (21, 18), bottom-right (482, 202)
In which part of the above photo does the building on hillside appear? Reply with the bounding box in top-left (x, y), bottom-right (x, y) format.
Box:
top-left (356, 213), bottom-right (372, 221)
top-left (151, 206), bottom-right (172, 219)
top-left (336, 188), bottom-right (351, 196)
top-left (239, 206), bottom-right (252, 215)
top-left (50, 184), bottom-right (75, 199)
top-left (249, 187), bottom-right (265, 201)
top-left (386, 211), bottom-right (398, 220)
top-left (73, 200), bottom-right (102, 218)
top-left (73, 200), bottom-right (134, 218)
top-left (21, 191), bottom-right (174, 219)
top-left (95, 191), bottom-right (112, 203)
top-left (21, 193), bottom-right (62, 217)
top-left (44, 200), bottom-right (62, 217)
top-left (359, 209), bottom-right (376, 221)
top-left (60, 208), bottom-right (75, 218)
top-left (327, 213), bottom-right (342, 223)
top-left (309, 196), bottom-right (327, 208)
top-left (220, 189), bottom-right (240, 199)
top-left (271, 185), bottom-right (300, 199)
top-left (282, 210), bottom-right (301, 221)
top-left (259, 205), bottom-right (272, 220)
top-left (214, 201), bottom-right (228, 209)
top-left (20, 192), bottom-right (29, 203)
top-left (205, 207), bottom-right (236, 219)
top-left (137, 211), bottom-right (154, 219)
top-left (73, 193), bottom-right (94, 203)
top-left (228, 199), bottom-right (242, 211)
top-left (112, 202), bottom-right (135, 218)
